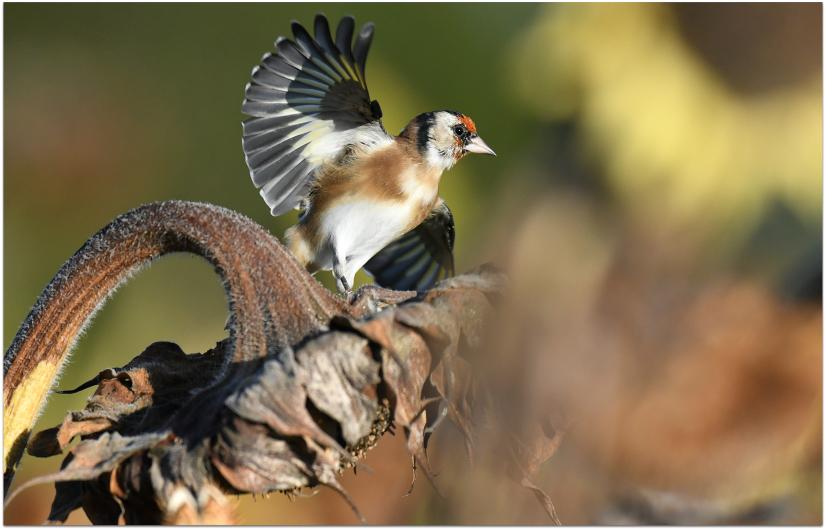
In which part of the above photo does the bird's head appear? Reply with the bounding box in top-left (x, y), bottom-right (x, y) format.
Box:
top-left (405, 110), bottom-right (496, 170)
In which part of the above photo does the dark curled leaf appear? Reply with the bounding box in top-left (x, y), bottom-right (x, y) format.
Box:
top-left (296, 333), bottom-right (381, 445)
top-left (211, 418), bottom-right (315, 493)
top-left (47, 478), bottom-right (84, 523)
top-left (27, 426), bottom-right (62, 458)
top-left (225, 346), bottom-right (349, 457)
top-left (8, 431), bottom-right (170, 506)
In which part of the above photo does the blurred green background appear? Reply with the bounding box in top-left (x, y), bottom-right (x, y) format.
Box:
top-left (4, 3), bottom-right (821, 524)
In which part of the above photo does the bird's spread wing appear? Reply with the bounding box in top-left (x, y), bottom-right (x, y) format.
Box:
top-left (364, 200), bottom-right (456, 291)
top-left (242, 14), bottom-right (390, 216)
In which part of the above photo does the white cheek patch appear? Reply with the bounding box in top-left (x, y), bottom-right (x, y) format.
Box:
top-left (422, 114), bottom-right (462, 171)
top-left (425, 147), bottom-right (457, 171)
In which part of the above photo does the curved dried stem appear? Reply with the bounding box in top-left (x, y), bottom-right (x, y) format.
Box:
top-left (4, 200), bottom-right (558, 525)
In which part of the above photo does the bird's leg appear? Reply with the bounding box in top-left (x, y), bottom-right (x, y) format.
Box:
top-left (332, 254), bottom-right (351, 294)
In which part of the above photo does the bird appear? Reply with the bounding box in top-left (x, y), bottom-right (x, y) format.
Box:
top-left (241, 14), bottom-right (496, 294)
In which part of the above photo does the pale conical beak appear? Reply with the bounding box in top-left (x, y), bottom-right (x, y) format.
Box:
top-left (465, 135), bottom-right (496, 156)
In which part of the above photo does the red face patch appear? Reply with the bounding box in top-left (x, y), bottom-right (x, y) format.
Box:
top-left (459, 115), bottom-right (477, 134)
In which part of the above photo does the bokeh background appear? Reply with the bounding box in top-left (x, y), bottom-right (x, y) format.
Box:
top-left (4, 3), bottom-right (822, 524)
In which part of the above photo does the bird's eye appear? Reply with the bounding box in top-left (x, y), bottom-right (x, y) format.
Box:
top-left (453, 125), bottom-right (468, 138)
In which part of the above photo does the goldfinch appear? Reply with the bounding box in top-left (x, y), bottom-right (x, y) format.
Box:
top-left (241, 14), bottom-right (496, 293)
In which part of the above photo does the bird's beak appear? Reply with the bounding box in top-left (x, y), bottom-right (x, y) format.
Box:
top-left (465, 135), bottom-right (496, 156)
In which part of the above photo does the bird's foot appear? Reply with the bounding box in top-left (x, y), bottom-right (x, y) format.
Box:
top-left (348, 284), bottom-right (418, 316)
top-left (333, 256), bottom-right (354, 296)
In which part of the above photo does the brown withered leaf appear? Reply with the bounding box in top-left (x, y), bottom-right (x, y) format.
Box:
top-left (10, 208), bottom-right (558, 525)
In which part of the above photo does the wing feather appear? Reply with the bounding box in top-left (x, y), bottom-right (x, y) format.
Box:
top-left (364, 201), bottom-right (456, 292)
top-left (242, 14), bottom-right (390, 216)
top-left (352, 22), bottom-right (375, 78)
top-left (335, 16), bottom-right (356, 66)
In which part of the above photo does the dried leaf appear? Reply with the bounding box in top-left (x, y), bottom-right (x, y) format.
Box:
top-left (7, 200), bottom-right (551, 524)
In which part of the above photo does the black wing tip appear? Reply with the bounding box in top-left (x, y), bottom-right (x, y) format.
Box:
top-left (291, 19), bottom-right (310, 37)
top-left (370, 100), bottom-right (383, 119)
top-left (313, 13), bottom-right (330, 37)
top-left (352, 18), bottom-right (375, 73)
top-left (275, 15), bottom-right (370, 54)
top-left (359, 21), bottom-right (376, 36)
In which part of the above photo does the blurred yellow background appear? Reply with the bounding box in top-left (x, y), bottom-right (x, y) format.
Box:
top-left (4, 3), bottom-right (821, 524)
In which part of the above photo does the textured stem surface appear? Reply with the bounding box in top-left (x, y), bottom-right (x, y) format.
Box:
top-left (3, 200), bottom-right (347, 489)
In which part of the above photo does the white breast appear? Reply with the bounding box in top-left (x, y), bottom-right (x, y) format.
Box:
top-left (313, 160), bottom-right (441, 288)
top-left (317, 198), bottom-right (415, 283)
